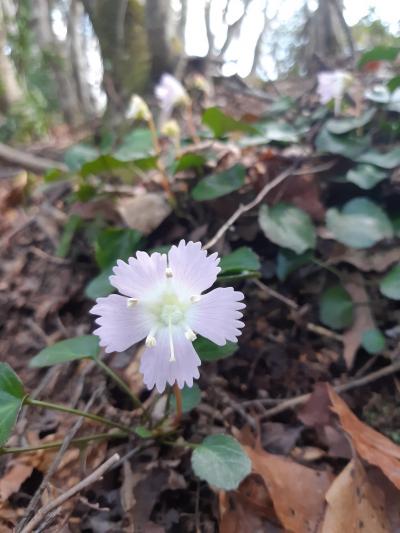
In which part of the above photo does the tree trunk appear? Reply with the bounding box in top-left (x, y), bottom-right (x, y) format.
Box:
top-left (83, 0), bottom-right (151, 116)
top-left (0, 0), bottom-right (24, 111)
top-left (145, 0), bottom-right (177, 81)
top-left (33, 0), bottom-right (82, 125)
top-left (68, 0), bottom-right (96, 118)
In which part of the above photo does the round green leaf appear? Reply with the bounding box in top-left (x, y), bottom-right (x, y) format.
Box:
top-left (319, 285), bottom-right (354, 330)
top-left (0, 363), bottom-right (26, 447)
top-left (193, 337), bottom-right (238, 361)
top-left (357, 147), bottom-right (400, 169)
top-left (326, 198), bottom-right (393, 249)
top-left (191, 435), bottom-right (251, 490)
top-left (361, 329), bottom-right (386, 354)
top-left (315, 127), bottom-right (370, 160)
top-left (191, 164), bottom-right (246, 201)
top-left (326, 108), bottom-right (375, 135)
top-left (85, 267), bottom-right (114, 300)
top-left (30, 335), bottom-right (100, 368)
top-left (259, 203), bottom-right (316, 254)
top-left (170, 384), bottom-right (201, 413)
top-left (345, 164), bottom-right (387, 189)
top-left (379, 264), bottom-right (400, 300)
top-left (276, 249), bottom-right (313, 281)
top-left (202, 107), bottom-right (256, 138)
top-left (219, 247), bottom-right (260, 276)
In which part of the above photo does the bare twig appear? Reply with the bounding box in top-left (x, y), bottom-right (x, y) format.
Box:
top-left (204, 165), bottom-right (296, 250)
top-left (0, 142), bottom-right (67, 173)
top-left (19, 453), bottom-right (120, 533)
top-left (255, 360), bottom-right (400, 419)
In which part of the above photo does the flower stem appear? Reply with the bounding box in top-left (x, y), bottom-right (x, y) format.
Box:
top-left (25, 397), bottom-right (135, 435)
top-left (0, 432), bottom-right (128, 456)
top-left (94, 358), bottom-right (142, 410)
top-left (173, 383), bottom-right (183, 426)
top-left (147, 115), bottom-right (174, 199)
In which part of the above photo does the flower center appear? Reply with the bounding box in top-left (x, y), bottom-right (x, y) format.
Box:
top-left (160, 304), bottom-right (184, 326)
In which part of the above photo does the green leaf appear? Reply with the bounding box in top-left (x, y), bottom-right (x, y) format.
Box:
top-left (30, 335), bottom-right (100, 368)
top-left (379, 264), bottom-right (400, 300)
top-left (202, 107), bottom-right (257, 138)
top-left (81, 155), bottom-right (128, 177)
top-left (388, 75), bottom-right (400, 93)
top-left (191, 164), bottom-right (246, 201)
top-left (262, 121), bottom-right (299, 143)
top-left (56, 214), bottom-right (81, 258)
top-left (193, 337), bottom-right (238, 361)
top-left (219, 247), bottom-right (260, 275)
top-left (361, 329), bottom-right (386, 355)
top-left (315, 127), bottom-right (370, 160)
top-left (44, 168), bottom-right (65, 183)
top-left (319, 285), bottom-right (354, 330)
top-left (358, 46), bottom-right (400, 68)
top-left (191, 434), bottom-right (251, 490)
top-left (357, 147), bottom-right (400, 169)
top-left (64, 144), bottom-right (99, 172)
top-left (326, 108), bottom-right (375, 135)
top-left (276, 249), bottom-right (313, 281)
top-left (171, 384), bottom-right (201, 413)
top-left (174, 153), bottom-right (206, 173)
top-left (326, 198), bottom-right (393, 249)
top-left (345, 164), bottom-right (387, 189)
top-left (114, 128), bottom-right (154, 160)
top-left (85, 267), bottom-right (114, 300)
top-left (258, 203), bottom-right (316, 254)
top-left (0, 363), bottom-right (26, 447)
top-left (95, 228), bottom-right (142, 270)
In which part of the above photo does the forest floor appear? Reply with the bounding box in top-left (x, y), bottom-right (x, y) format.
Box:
top-left (1, 72), bottom-right (400, 532)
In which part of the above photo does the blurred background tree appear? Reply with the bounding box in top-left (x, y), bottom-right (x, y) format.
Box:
top-left (0, 0), bottom-right (397, 141)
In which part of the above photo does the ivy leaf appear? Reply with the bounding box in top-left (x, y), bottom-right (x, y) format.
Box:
top-left (356, 147), bottom-right (400, 169)
top-left (315, 127), bottom-right (370, 160)
top-left (219, 247), bottom-right (260, 276)
top-left (319, 285), bottom-right (354, 330)
top-left (326, 108), bottom-right (375, 135)
top-left (193, 337), bottom-right (238, 361)
top-left (345, 164), bottom-right (387, 189)
top-left (191, 435), bottom-right (251, 490)
top-left (361, 329), bottom-right (386, 355)
top-left (64, 144), bottom-right (99, 172)
top-left (174, 153), bottom-right (206, 173)
top-left (326, 198), bottom-right (393, 249)
top-left (202, 107), bottom-right (256, 138)
top-left (379, 264), bottom-right (400, 300)
top-left (30, 335), bottom-right (100, 368)
top-left (191, 164), bottom-right (246, 201)
top-left (0, 363), bottom-right (26, 447)
top-left (259, 203), bottom-right (316, 254)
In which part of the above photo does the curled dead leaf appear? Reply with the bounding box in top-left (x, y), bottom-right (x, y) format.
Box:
top-left (328, 385), bottom-right (400, 489)
top-left (117, 192), bottom-right (172, 235)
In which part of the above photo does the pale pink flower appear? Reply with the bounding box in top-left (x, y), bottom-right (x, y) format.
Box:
top-left (90, 241), bottom-right (245, 393)
top-left (155, 73), bottom-right (189, 120)
top-left (317, 70), bottom-right (353, 115)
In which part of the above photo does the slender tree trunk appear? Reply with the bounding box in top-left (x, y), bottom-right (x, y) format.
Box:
top-left (33, 0), bottom-right (81, 125)
top-left (0, 0), bottom-right (24, 111)
top-left (68, 0), bottom-right (96, 118)
top-left (145, 0), bottom-right (177, 81)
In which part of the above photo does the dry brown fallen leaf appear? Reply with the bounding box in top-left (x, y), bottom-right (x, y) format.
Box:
top-left (343, 273), bottom-right (375, 369)
top-left (0, 458), bottom-right (36, 504)
top-left (328, 384), bottom-right (400, 489)
top-left (117, 192), bottom-right (172, 235)
top-left (321, 458), bottom-right (391, 533)
top-left (329, 247), bottom-right (400, 273)
top-left (244, 445), bottom-right (333, 533)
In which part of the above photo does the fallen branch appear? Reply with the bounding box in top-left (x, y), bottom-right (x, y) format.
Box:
top-left (19, 453), bottom-right (120, 533)
top-left (0, 142), bottom-right (68, 173)
top-left (253, 360), bottom-right (400, 419)
top-left (203, 162), bottom-right (334, 250)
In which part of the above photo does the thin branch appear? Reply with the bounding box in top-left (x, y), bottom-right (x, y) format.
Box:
top-left (19, 453), bottom-right (120, 533)
top-left (255, 360), bottom-right (400, 419)
top-left (0, 142), bottom-right (67, 173)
